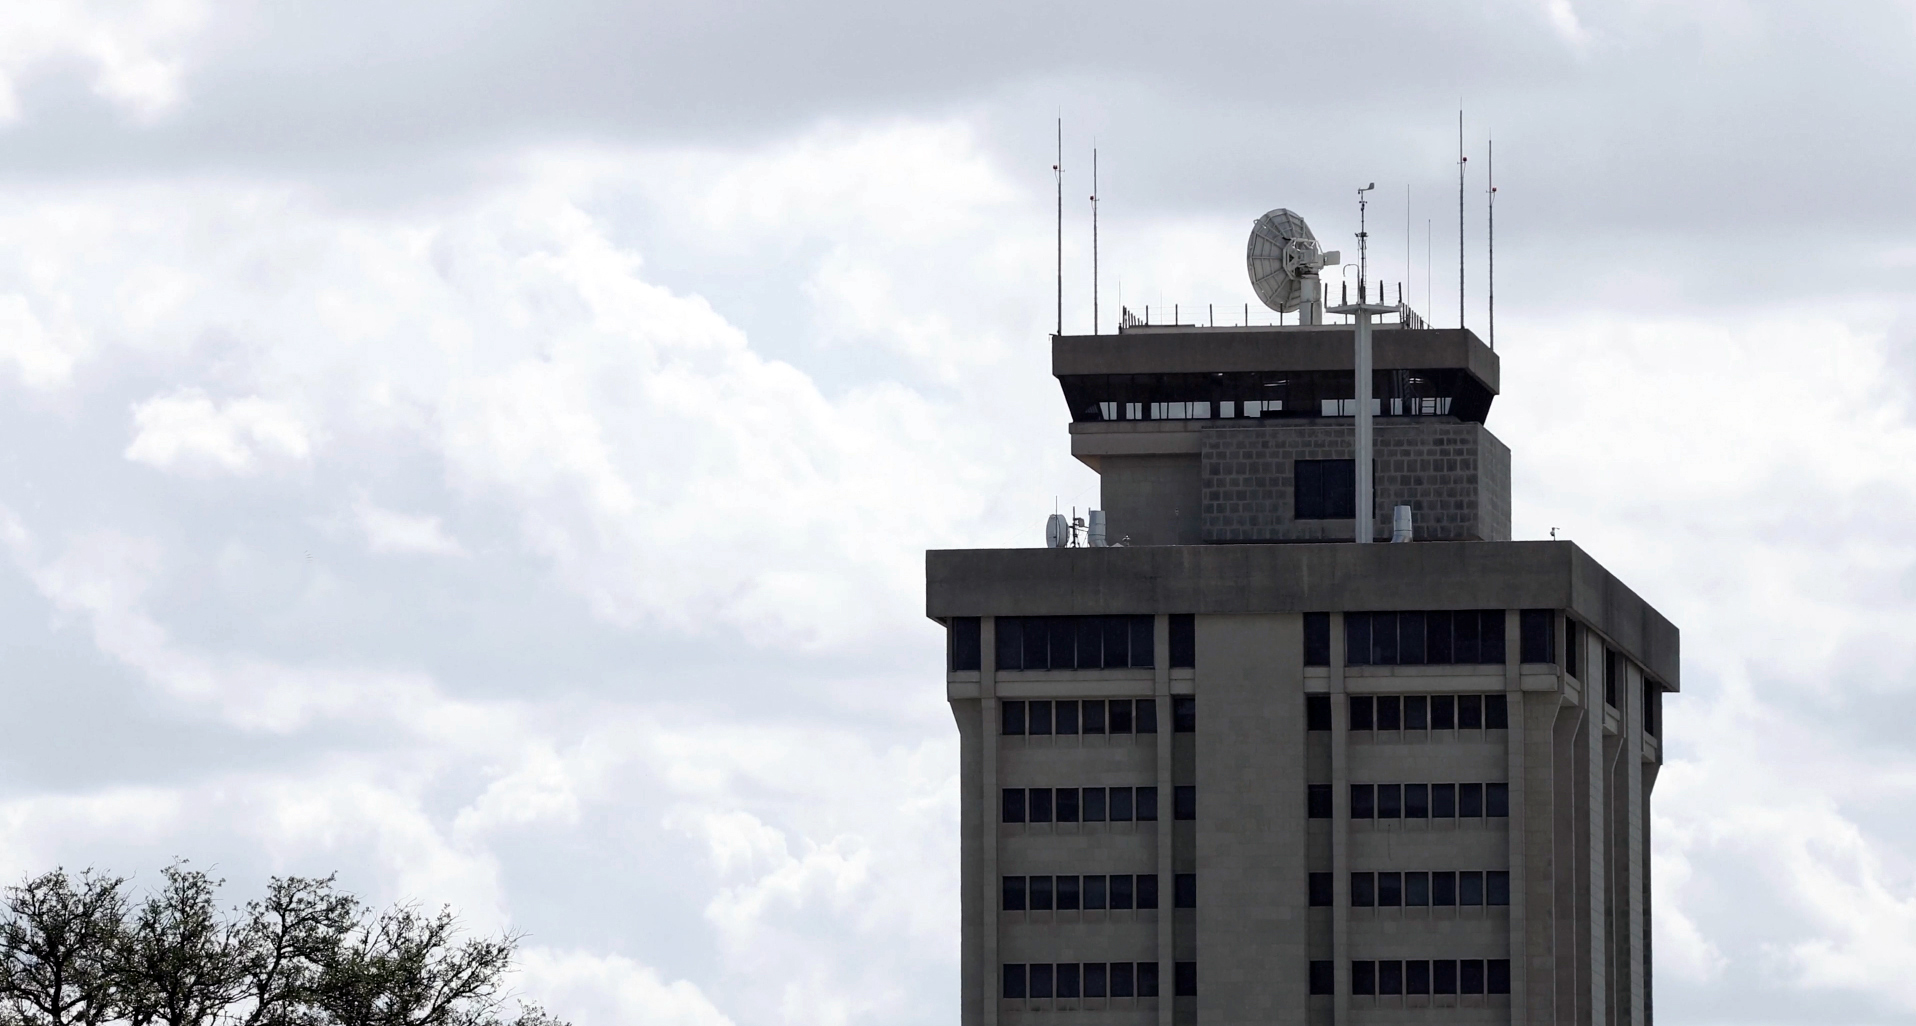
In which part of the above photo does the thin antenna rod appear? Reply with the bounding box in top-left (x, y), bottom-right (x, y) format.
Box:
top-left (1054, 118), bottom-right (1063, 337)
top-left (1356, 182), bottom-right (1376, 302)
top-left (1405, 184), bottom-right (1411, 310)
top-left (1487, 138), bottom-right (1497, 351)
top-left (1091, 147), bottom-right (1099, 335)
top-left (1426, 219), bottom-right (1432, 323)
top-left (1458, 109), bottom-right (1467, 330)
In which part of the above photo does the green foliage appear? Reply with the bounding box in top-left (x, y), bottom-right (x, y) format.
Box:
top-left (0, 868), bottom-right (564, 1026)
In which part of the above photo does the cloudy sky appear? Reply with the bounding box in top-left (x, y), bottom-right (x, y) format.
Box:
top-left (0, 1), bottom-right (1912, 1023)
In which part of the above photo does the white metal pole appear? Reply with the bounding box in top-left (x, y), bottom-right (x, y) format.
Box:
top-left (1355, 307), bottom-right (1374, 543)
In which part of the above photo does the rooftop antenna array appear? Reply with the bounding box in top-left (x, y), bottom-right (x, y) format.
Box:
top-left (1487, 138), bottom-right (1496, 351)
top-left (1091, 147), bottom-right (1100, 335)
top-left (1356, 182), bottom-right (1376, 300)
top-left (1054, 118), bottom-right (1063, 337)
top-left (1327, 186), bottom-right (1394, 544)
top-left (1457, 109), bottom-right (1467, 330)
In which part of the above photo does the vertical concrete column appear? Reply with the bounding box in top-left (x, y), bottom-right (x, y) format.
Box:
top-left (1156, 614), bottom-right (1174, 1026)
top-left (980, 617), bottom-right (999, 1026)
top-left (1553, 702), bottom-right (1583, 1025)
top-left (1622, 665), bottom-right (1647, 1025)
top-left (1504, 609), bottom-right (1525, 1026)
top-left (1330, 613), bottom-right (1350, 1026)
top-left (1582, 633), bottom-right (1608, 1026)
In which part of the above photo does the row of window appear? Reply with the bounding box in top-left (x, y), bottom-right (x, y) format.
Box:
top-left (1350, 694), bottom-right (1508, 731)
top-left (1002, 963), bottom-right (1195, 1000)
top-left (1004, 787), bottom-right (1167, 824)
top-left (1339, 959), bottom-right (1512, 996)
top-left (1089, 396), bottom-right (1455, 423)
top-left (1304, 783), bottom-right (1510, 819)
top-left (947, 615), bottom-right (1199, 672)
top-left (1338, 871), bottom-right (1509, 907)
top-left (1002, 874), bottom-right (1195, 911)
top-left (999, 696), bottom-right (1197, 736)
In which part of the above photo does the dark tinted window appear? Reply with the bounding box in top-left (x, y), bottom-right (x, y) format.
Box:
top-left (1487, 783), bottom-right (1509, 818)
top-left (1458, 694), bottom-right (1481, 730)
top-left (1304, 613), bottom-right (1331, 666)
top-left (1055, 701), bottom-right (1079, 735)
top-left (994, 615), bottom-right (1156, 670)
top-left (1431, 694), bottom-right (1455, 729)
top-left (1083, 875), bottom-right (1107, 910)
top-left (1110, 700), bottom-right (1133, 734)
top-left (1169, 614), bottom-right (1195, 668)
top-left (1030, 701), bottom-right (1053, 735)
top-left (1136, 786), bottom-right (1158, 821)
top-left (1056, 788), bottom-right (1079, 823)
top-left (1307, 784), bottom-right (1332, 819)
top-left (1306, 694), bottom-right (1332, 731)
top-left (1001, 701), bottom-right (1025, 735)
top-left (1351, 784), bottom-right (1374, 819)
top-left (1461, 960), bottom-right (1485, 994)
top-left (1565, 620), bottom-right (1581, 678)
top-left (1295, 458), bottom-right (1356, 519)
top-left (1488, 871), bottom-right (1510, 905)
top-left (1056, 875), bottom-right (1080, 911)
top-left (1111, 962), bottom-right (1135, 998)
top-left (1137, 698), bottom-right (1159, 733)
top-left (1407, 960), bottom-right (1431, 996)
top-left (1309, 960), bottom-right (1334, 996)
top-left (1432, 871), bottom-right (1456, 906)
top-left (1352, 961), bottom-right (1376, 995)
top-left (1398, 611), bottom-right (1427, 664)
top-left (1003, 964), bottom-right (1027, 999)
top-left (1489, 960), bottom-right (1511, 995)
top-left (1645, 680), bottom-right (1661, 736)
top-left (1309, 872), bottom-right (1332, 906)
top-left (1432, 783), bottom-right (1456, 818)
top-left (1083, 787), bottom-right (1106, 822)
top-left (949, 617), bottom-right (981, 671)
top-left (1379, 959), bottom-right (1403, 996)
top-left (1174, 786), bottom-right (1196, 821)
top-left (1376, 695), bottom-right (1401, 731)
top-left (1434, 959), bottom-right (1458, 995)
top-left (1030, 876), bottom-right (1054, 911)
top-left (1110, 788), bottom-right (1133, 822)
top-left (1174, 962), bottom-right (1197, 998)
top-left (1345, 610), bottom-right (1507, 666)
top-left (1459, 871), bottom-right (1483, 906)
top-left (1521, 609), bottom-right (1554, 663)
top-left (1405, 783), bottom-right (1429, 819)
top-left (1351, 872), bottom-right (1375, 907)
top-left (1029, 788), bottom-right (1053, 823)
top-left (1030, 963), bottom-right (1054, 999)
top-left (1173, 696), bottom-right (1196, 733)
top-left (1110, 874), bottom-right (1134, 909)
top-left (1002, 876), bottom-right (1026, 910)
top-left (1057, 963), bottom-right (1081, 1000)
top-left (1174, 873), bottom-right (1196, 908)
top-left (1138, 873), bottom-right (1158, 909)
top-left (1130, 618), bottom-right (1155, 668)
top-left (1138, 962), bottom-right (1160, 998)
top-left (1346, 612), bottom-right (1372, 666)
top-left (1605, 648), bottom-right (1620, 708)
top-left (1082, 700), bottom-right (1105, 734)
top-left (1486, 694), bottom-right (1508, 730)
top-left (1404, 695), bottom-right (1428, 730)
top-left (1002, 789), bottom-right (1025, 823)
top-left (1460, 783), bottom-right (1483, 818)
top-left (1349, 695), bottom-right (1374, 731)
top-left (1405, 871), bottom-right (1429, 906)
top-left (1378, 872), bottom-right (1402, 907)
top-left (1377, 784), bottom-right (1402, 819)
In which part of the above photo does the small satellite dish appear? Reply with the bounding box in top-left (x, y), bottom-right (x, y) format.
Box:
top-left (1045, 513), bottom-right (1070, 548)
top-left (1247, 209), bottom-right (1326, 314)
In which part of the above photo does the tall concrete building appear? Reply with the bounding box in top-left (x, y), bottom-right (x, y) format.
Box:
top-left (928, 321), bottom-right (1678, 1025)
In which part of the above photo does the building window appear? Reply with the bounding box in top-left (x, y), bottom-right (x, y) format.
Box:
top-left (1431, 783), bottom-right (1455, 818)
top-left (1349, 695), bottom-right (1374, 731)
top-left (949, 617), bottom-right (981, 671)
top-left (1404, 695), bottom-right (1428, 730)
top-left (1002, 789), bottom-right (1026, 823)
top-left (1645, 679), bottom-right (1661, 736)
top-left (1405, 872), bottom-right (1429, 906)
top-left (1347, 610), bottom-right (1506, 666)
top-left (1487, 782), bottom-right (1509, 817)
top-left (1486, 694), bottom-right (1508, 729)
top-left (1173, 786), bottom-right (1196, 821)
top-left (1458, 694), bottom-right (1481, 730)
top-left (1459, 871), bottom-right (1483, 906)
top-left (1605, 648), bottom-right (1620, 708)
top-left (1030, 701), bottom-right (1054, 735)
top-left (1309, 960), bottom-right (1334, 995)
top-left (1138, 962), bottom-right (1160, 998)
top-left (1376, 695), bottom-right (1401, 731)
top-left (1174, 962), bottom-right (1197, 997)
top-left (1056, 788), bottom-right (1080, 823)
top-left (1406, 960), bottom-right (1431, 995)
top-left (1029, 876), bottom-right (1054, 911)
top-left (1056, 876), bottom-right (1081, 911)
top-left (1003, 964), bottom-right (1027, 999)
top-left (1377, 784), bottom-right (1402, 819)
top-left (1172, 695), bottom-right (1196, 733)
top-left (1111, 874), bottom-right (1134, 909)
top-left (1432, 871), bottom-right (1456, 906)
top-left (1377, 872), bottom-right (1403, 907)
top-left (1083, 875), bottom-right (1107, 910)
top-left (1459, 782), bottom-right (1483, 818)
top-left (1489, 959), bottom-right (1511, 994)
top-left (1082, 700), bottom-right (1105, 734)
top-left (1307, 784), bottom-right (1332, 819)
top-left (1057, 963), bottom-right (1081, 999)
top-left (1351, 784), bottom-right (1375, 819)
top-left (1109, 787), bottom-right (1133, 822)
top-left (1295, 459), bottom-right (1357, 520)
top-left (1488, 871), bottom-right (1510, 905)
top-left (1055, 702), bottom-right (1079, 735)
top-left (1352, 960), bottom-right (1376, 996)
top-left (1138, 873), bottom-right (1159, 909)
top-left (1030, 963), bottom-right (1054, 999)
top-left (1431, 694), bottom-right (1455, 729)
top-left (995, 615), bottom-right (1155, 671)
top-left (1434, 959), bottom-right (1458, 995)
top-left (1170, 614), bottom-right (1195, 668)
top-left (1520, 609), bottom-right (1554, 664)
top-left (1001, 701), bottom-right (1025, 735)
top-left (1111, 699), bottom-right (1135, 733)
top-left (1137, 787), bottom-right (1159, 821)
top-left (1379, 959), bottom-right (1403, 996)
top-left (1085, 963), bottom-right (1108, 998)
top-left (1404, 784), bottom-right (1428, 819)
top-left (1460, 959), bottom-right (1484, 994)
top-left (1174, 873), bottom-right (1197, 908)
top-left (1309, 872), bottom-right (1332, 907)
top-left (1138, 698), bottom-right (1160, 734)
top-left (1083, 787), bottom-right (1106, 822)
top-left (1003, 876), bottom-right (1026, 911)
top-left (1351, 872), bottom-right (1375, 907)
top-left (1304, 612), bottom-right (1331, 666)
top-left (1565, 620), bottom-right (1582, 678)
top-left (1306, 694), bottom-right (1332, 731)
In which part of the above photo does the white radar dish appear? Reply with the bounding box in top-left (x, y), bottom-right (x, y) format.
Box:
top-left (1246, 208), bottom-right (1326, 313)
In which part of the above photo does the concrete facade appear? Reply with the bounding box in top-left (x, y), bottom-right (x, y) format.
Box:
top-left (931, 325), bottom-right (1675, 1026)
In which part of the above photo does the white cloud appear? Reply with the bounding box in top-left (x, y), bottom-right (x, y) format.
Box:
top-left (516, 950), bottom-right (733, 1026)
top-left (125, 390), bottom-right (313, 475)
top-left (0, 0), bottom-right (209, 123)
top-left (0, 292), bottom-right (82, 386)
top-left (353, 498), bottom-right (467, 557)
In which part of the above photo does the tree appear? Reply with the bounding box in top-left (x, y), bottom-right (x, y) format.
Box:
top-left (0, 870), bottom-right (129, 1026)
top-left (116, 864), bottom-right (245, 1026)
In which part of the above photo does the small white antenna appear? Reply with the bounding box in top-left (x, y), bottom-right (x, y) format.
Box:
top-left (1054, 118), bottom-right (1063, 337)
top-left (1457, 109), bottom-right (1467, 331)
top-left (1091, 147), bottom-right (1100, 335)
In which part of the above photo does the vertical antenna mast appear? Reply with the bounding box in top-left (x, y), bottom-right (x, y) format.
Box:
top-left (1054, 118), bottom-right (1063, 337)
top-left (1405, 184), bottom-right (1411, 310)
top-left (1091, 147), bottom-right (1099, 335)
top-left (1487, 139), bottom-right (1497, 351)
top-left (1357, 182), bottom-right (1376, 301)
top-left (1457, 109), bottom-right (1466, 330)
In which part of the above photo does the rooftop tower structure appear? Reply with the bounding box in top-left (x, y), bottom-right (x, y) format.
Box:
top-left (927, 211), bottom-right (1677, 1026)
